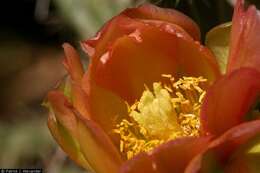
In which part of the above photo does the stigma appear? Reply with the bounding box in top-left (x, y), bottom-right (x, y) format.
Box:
top-left (114, 75), bottom-right (207, 159)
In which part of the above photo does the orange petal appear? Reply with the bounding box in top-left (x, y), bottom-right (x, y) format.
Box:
top-left (120, 153), bottom-right (160, 173)
top-left (47, 115), bottom-right (94, 171)
top-left (53, 75), bottom-right (90, 119)
top-left (82, 3), bottom-right (200, 59)
top-left (47, 91), bottom-right (93, 171)
top-left (83, 15), bottom-right (195, 82)
top-left (81, 15), bottom-right (144, 58)
top-left (63, 43), bottom-right (84, 83)
top-left (81, 75), bottom-right (128, 145)
top-left (71, 83), bottom-right (91, 119)
top-left (47, 91), bottom-right (78, 138)
top-left (185, 120), bottom-right (260, 173)
top-left (64, 20), bottom-right (143, 129)
top-left (76, 113), bottom-right (123, 173)
top-left (227, 0), bottom-right (260, 73)
top-left (53, 77), bottom-right (128, 144)
top-left (92, 23), bottom-right (220, 103)
top-left (151, 136), bottom-right (212, 173)
top-left (122, 4), bottom-right (200, 40)
top-left (47, 90), bottom-right (123, 172)
top-left (120, 137), bottom-right (211, 173)
top-left (201, 68), bottom-right (260, 136)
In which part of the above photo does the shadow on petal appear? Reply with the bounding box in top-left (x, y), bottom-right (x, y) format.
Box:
top-left (93, 24), bottom-right (220, 103)
top-left (201, 68), bottom-right (260, 136)
top-left (75, 112), bottom-right (123, 173)
top-left (186, 120), bottom-right (260, 173)
top-left (120, 136), bottom-right (211, 173)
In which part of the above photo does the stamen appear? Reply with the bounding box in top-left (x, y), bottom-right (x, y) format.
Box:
top-left (114, 75), bottom-right (207, 159)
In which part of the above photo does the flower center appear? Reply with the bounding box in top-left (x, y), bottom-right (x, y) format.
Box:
top-left (114, 75), bottom-right (207, 159)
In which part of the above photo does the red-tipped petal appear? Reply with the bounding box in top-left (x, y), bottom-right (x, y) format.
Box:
top-left (201, 68), bottom-right (260, 136)
top-left (227, 0), bottom-right (260, 73)
top-left (122, 4), bottom-right (200, 40)
top-left (120, 137), bottom-right (211, 173)
top-left (81, 15), bottom-right (144, 58)
top-left (63, 43), bottom-right (84, 83)
top-left (185, 120), bottom-right (260, 173)
top-left (92, 23), bottom-right (220, 103)
top-left (76, 113), bottom-right (123, 173)
top-left (82, 4), bottom-right (200, 59)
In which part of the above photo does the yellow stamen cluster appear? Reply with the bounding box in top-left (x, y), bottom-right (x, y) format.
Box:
top-left (114, 119), bottom-right (164, 159)
top-left (114, 75), bottom-right (207, 159)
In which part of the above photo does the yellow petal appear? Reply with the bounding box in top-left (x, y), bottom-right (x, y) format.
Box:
top-left (205, 22), bottom-right (231, 74)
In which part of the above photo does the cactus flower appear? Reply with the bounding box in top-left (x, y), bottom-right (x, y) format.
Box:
top-left (45, 0), bottom-right (260, 172)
